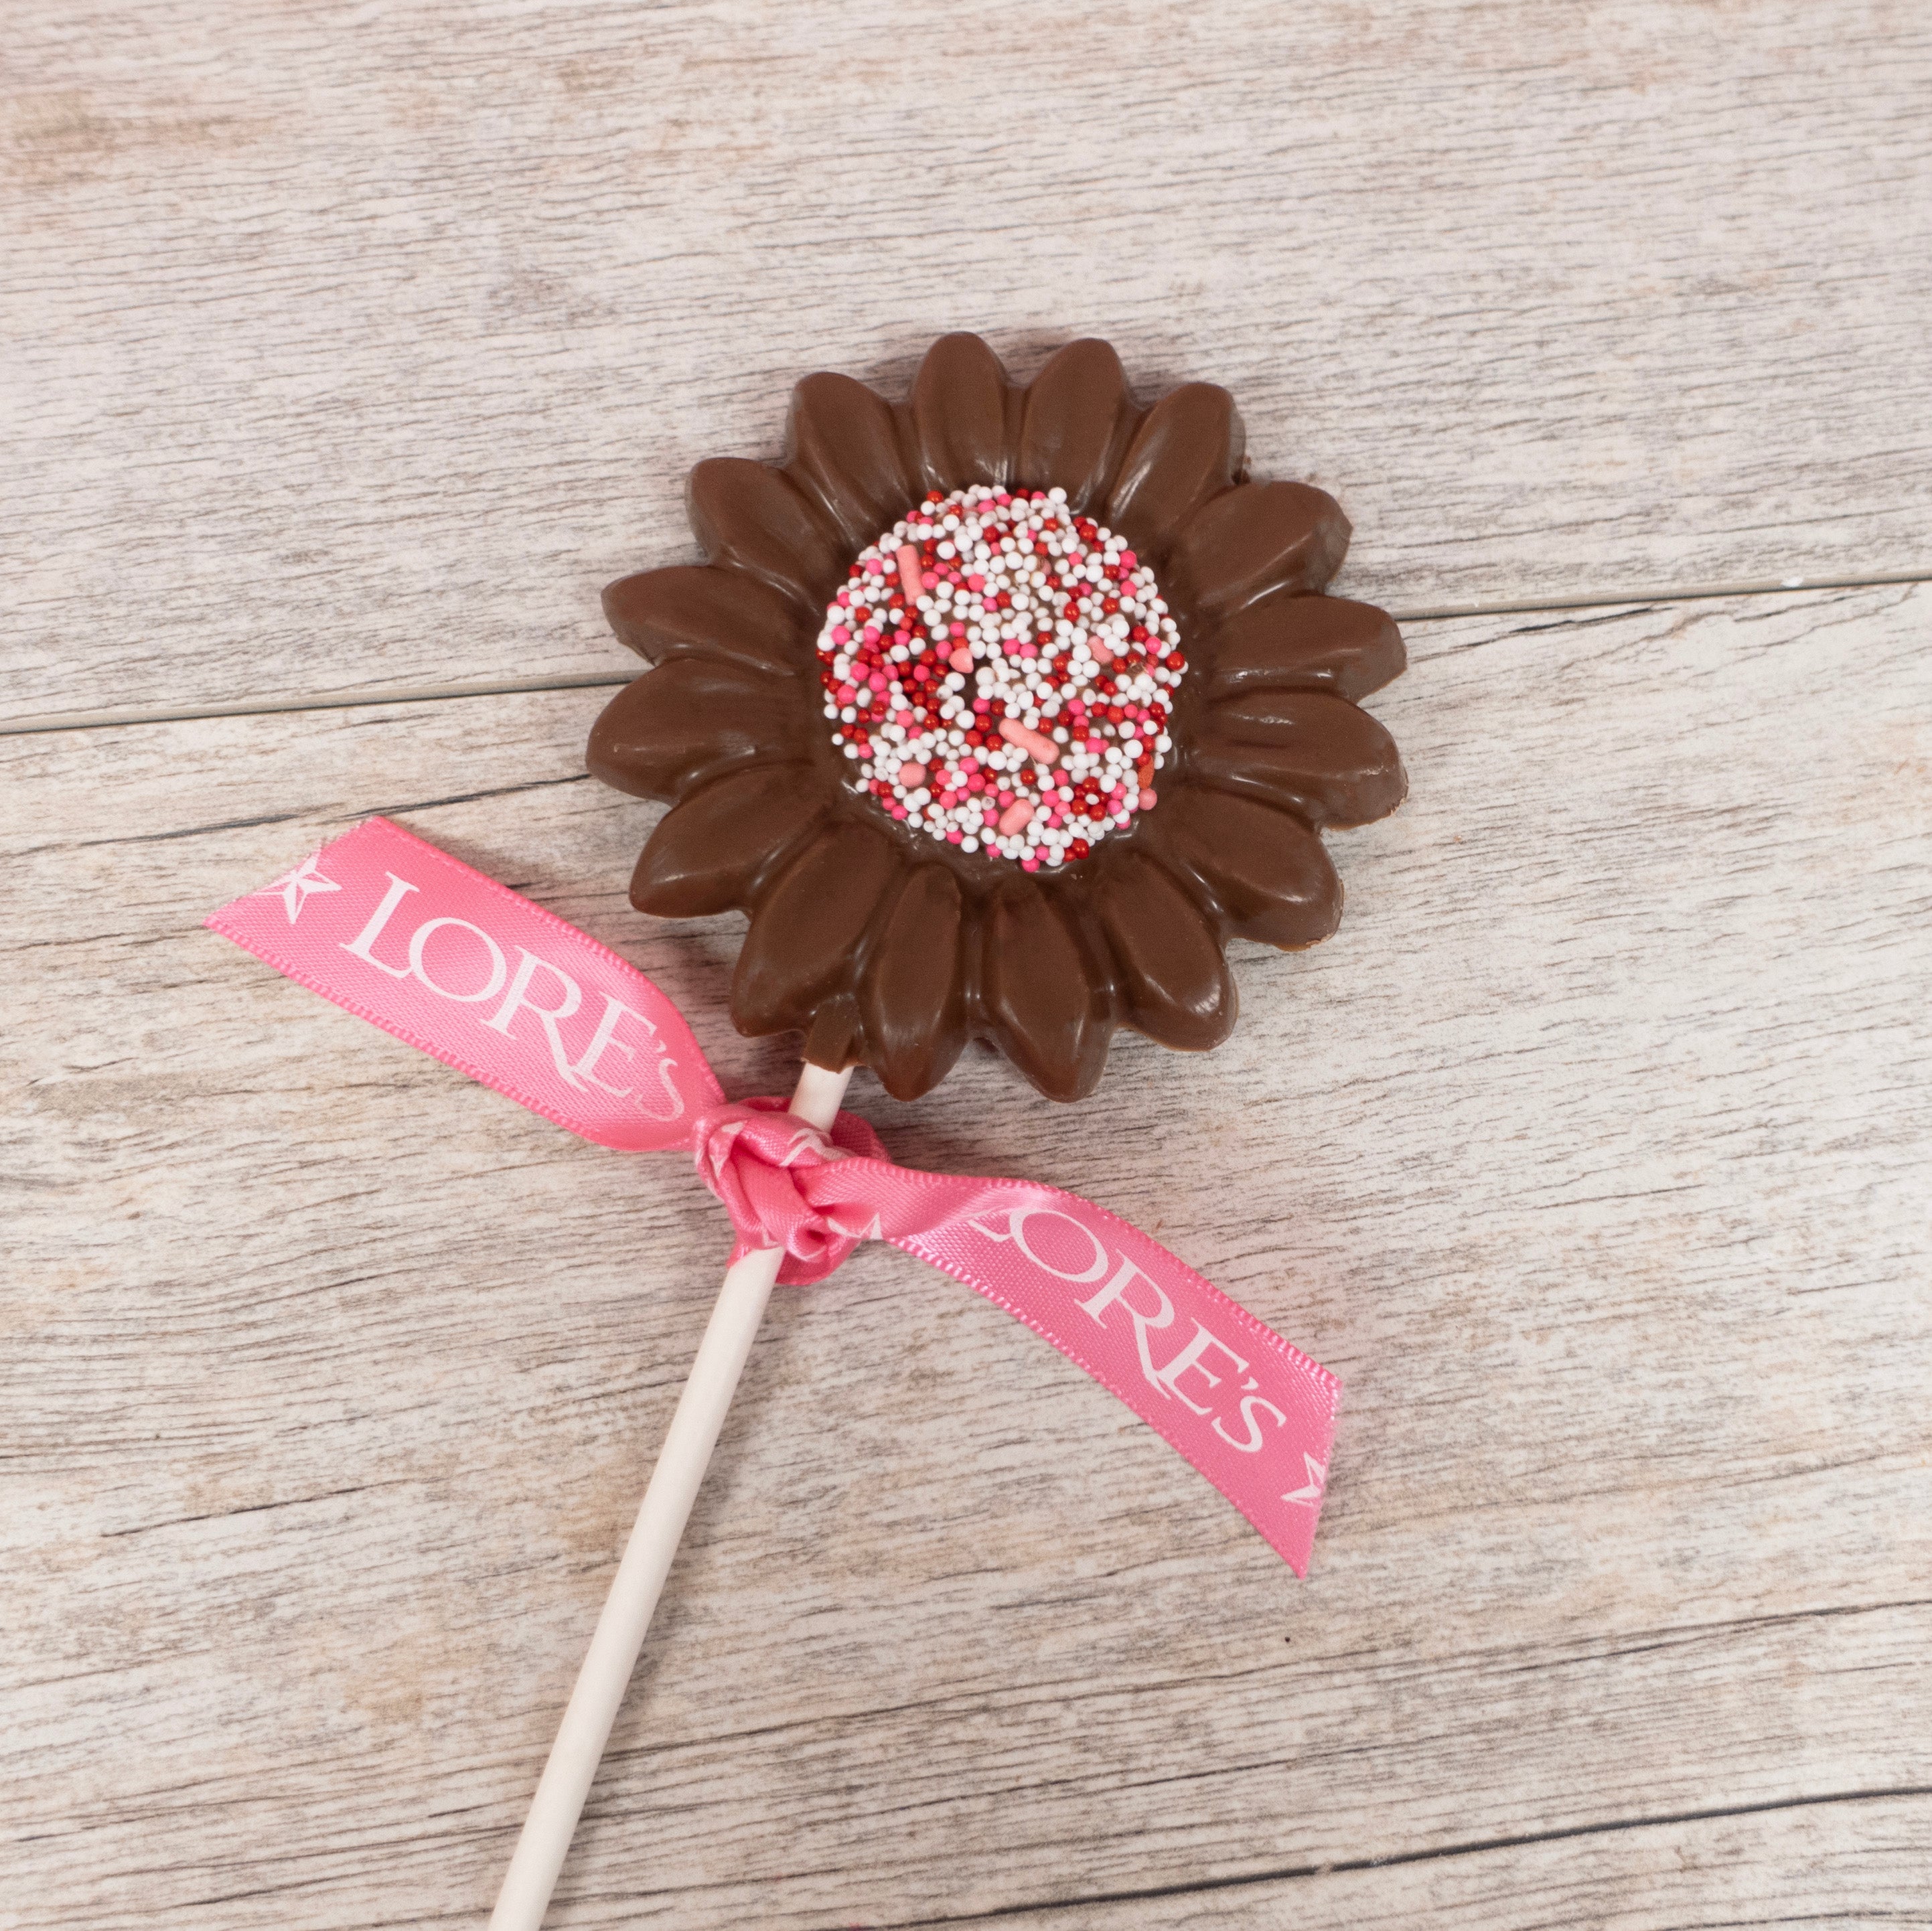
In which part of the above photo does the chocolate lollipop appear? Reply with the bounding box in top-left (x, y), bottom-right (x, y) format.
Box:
top-left (589, 333), bottom-right (1406, 1100)
top-left (206, 339), bottom-right (1408, 1930)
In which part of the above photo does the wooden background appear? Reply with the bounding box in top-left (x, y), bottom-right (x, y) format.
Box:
top-left (5, 3), bottom-right (1929, 1926)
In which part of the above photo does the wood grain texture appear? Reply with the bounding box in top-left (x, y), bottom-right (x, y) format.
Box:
top-left (4, 585), bottom-right (1928, 1926)
top-left (7, 0), bottom-right (1932, 726)
top-left (994, 1798), bottom-right (1932, 1928)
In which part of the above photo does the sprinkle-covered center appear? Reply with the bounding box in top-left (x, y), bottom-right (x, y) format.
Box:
top-left (816, 485), bottom-right (1184, 870)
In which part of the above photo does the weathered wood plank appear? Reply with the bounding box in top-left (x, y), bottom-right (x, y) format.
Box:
top-left (984, 1796), bottom-right (1932, 1930)
top-left (3, 585), bottom-right (1929, 1926)
top-left (7, 1), bottom-right (1932, 724)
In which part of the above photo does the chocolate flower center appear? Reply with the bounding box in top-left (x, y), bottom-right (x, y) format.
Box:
top-left (814, 484), bottom-right (1187, 870)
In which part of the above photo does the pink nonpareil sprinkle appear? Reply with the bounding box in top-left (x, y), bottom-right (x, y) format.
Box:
top-left (895, 761), bottom-right (926, 788)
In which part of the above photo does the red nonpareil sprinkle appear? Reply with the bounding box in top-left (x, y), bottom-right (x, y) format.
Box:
top-left (816, 484), bottom-right (1184, 866)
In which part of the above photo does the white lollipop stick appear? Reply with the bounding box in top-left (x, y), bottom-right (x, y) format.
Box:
top-left (489, 1059), bottom-right (854, 1931)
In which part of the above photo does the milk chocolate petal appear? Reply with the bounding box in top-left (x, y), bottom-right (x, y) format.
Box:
top-left (980, 885), bottom-right (1113, 1101)
top-left (1017, 338), bottom-right (1136, 510)
top-left (732, 820), bottom-right (899, 1035)
top-left (1096, 852), bottom-right (1236, 1052)
top-left (1206, 597), bottom-right (1406, 702)
top-left (784, 372), bottom-right (913, 548)
top-left (1170, 481), bottom-right (1350, 618)
top-left (805, 995), bottom-right (865, 1072)
top-left (1195, 690), bottom-right (1407, 828)
top-left (910, 333), bottom-right (1012, 491)
top-left (1147, 785), bottom-right (1342, 950)
top-left (602, 564), bottom-right (815, 678)
top-left (1104, 384), bottom-right (1244, 560)
top-left (629, 762), bottom-right (832, 917)
top-left (587, 660), bottom-right (806, 803)
top-left (686, 458), bottom-right (845, 607)
top-left (860, 864), bottom-right (968, 1099)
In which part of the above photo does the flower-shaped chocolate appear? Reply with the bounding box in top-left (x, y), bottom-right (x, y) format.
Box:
top-left (589, 334), bottom-right (1406, 1102)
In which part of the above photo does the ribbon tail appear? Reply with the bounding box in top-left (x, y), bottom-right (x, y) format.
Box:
top-left (206, 817), bottom-right (726, 1152)
top-left (800, 1160), bottom-right (1341, 1575)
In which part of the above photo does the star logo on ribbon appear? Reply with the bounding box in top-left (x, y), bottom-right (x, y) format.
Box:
top-left (259, 850), bottom-right (341, 925)
top-left (1282, 1453), bottom-right (1329, 1508)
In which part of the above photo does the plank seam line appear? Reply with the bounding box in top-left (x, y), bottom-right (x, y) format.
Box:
top-left (586, 1598), bottom-right (1932, 1772)
top-left (5, 570), bottom-right (1927, 739)
top-left (866, 1784), bottom-right (1932, 1927)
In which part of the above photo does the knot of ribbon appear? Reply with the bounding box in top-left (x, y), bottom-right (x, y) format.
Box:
top-left (691, 1097), bottom-right (889, 1284)
top-left (207, 816), bottom-right (1342, 1573)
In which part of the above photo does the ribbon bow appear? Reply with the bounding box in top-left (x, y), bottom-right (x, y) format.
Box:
top-left (208, 817), bottom-right (1341, 1573)
top-left (692, 1098), bottom-right (886, 1282)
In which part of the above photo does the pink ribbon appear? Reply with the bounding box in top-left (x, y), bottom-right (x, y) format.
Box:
top-left (208, 818), bottom-right (1341, 1573)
